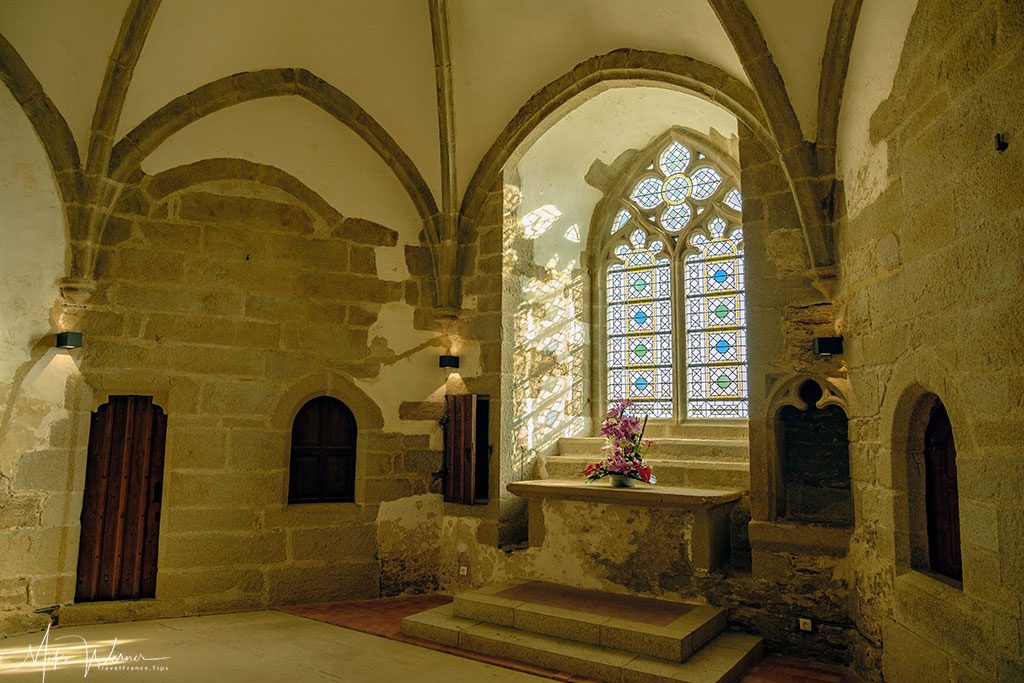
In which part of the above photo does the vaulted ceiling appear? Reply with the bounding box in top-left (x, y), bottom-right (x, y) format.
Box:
top-left (2, 0), bottom-right (849, 199)
top-left (2, 0), bottom-right (896, 302)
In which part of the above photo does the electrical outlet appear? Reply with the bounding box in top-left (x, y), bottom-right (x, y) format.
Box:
top-left (459, 565), bottom-right (468, 576)
top-left (798, 618), bottom-right (813, 632)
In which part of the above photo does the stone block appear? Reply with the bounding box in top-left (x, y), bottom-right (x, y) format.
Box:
top-left (362, 478), bottom-right (412, 504)
top-left (167, 427), bottom-right (227, 469)
top-left (160, 508), bottom-right (257, 534)
top-left (290, 524), bottom-right (376, 561)
top-left (347, 305), bottom-right (378, 327)
top-left (264, 560), bottom-right (379, 604)
top-left (12, 450), bottom-right (77, 492)
top-left (349, 245), bottom-right (376, 274)
top-left (137, 219), bottom-right (202, 251)
top-left (333, 218), bottom-right (398, 246)
top-left (113, 248), bottom-right (184, 283)
top-left (228, 429), bottom-right (288, 469)
top-left (398, 401), bottom-right (444, 421)
top-left (157, 567), bottom-right (264, 598)
top-left (39, 492), bottom-right (83, 527)
top-left (0, 578), bottom-right (28, 610)
top-left (267, 234), bottom-right (349, 271)
top-left (203, 224), bottom-right (268, 259)
top-left (882, 619), bottom-right (949, 683)
top-left (165, 470), bottom-right (284, 509)
top-left (200, 381), bottom-right (278, 416)
top-left (178, 191), bottom-right (312, 233)
top-left (160, 530), bottom-right (286, 568)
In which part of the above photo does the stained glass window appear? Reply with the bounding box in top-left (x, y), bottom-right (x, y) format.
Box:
top-left (684, 216), bottom-right (748, 418)
top-left (604, 133), bottom-right (747, 420)
top-left (606, 229), bottom-right (673, 418)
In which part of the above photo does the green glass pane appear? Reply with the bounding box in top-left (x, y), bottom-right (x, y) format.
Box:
top-left (716, 374), bottom-right (732, 388)
top-left (714, 304), bottom-right (729, 319)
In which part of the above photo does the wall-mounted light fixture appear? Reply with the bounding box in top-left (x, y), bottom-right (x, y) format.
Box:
top-left (812, 337), bottom-right (843, 356)
top-left (56, 331), bottom-right (83, 349)
top-left (439, 354), bottom-right (460, 369)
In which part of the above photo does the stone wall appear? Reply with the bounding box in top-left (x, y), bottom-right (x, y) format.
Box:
top-left (837, 2), bottom-right (1024, 680)
top-left (0, 84), bottom-right (90, 638)
top-left (2, 161), bottom-right (461, 632)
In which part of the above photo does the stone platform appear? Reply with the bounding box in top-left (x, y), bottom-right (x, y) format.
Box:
top-left (403, 579), bottom-right (763, 682)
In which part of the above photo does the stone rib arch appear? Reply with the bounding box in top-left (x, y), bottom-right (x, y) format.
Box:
top-left (0, 33), bottom-right (81, 216)
top-left (459, 49), bottom-right (770, 245)
top-left (108, 68), bottom-right (440, 241)
top-left (139, 158), bottom-right (346, 232)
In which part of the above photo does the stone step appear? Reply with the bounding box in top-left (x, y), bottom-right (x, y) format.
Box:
top-left (557, 437), bottom-right (748, 462)
top-left (537, 455), bottom-right (750, 489)
top-left (642, 422), bottom-right (749, 441)
top-left (402, 604), bottom-right (763, 683)
top-left (452, 580), bottom-right (725, 661)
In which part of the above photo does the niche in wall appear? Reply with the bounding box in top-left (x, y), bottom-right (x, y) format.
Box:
top-left (777, 380), bottom-right (852, 526)
top-left (904, 393), bottom-right (962, 584)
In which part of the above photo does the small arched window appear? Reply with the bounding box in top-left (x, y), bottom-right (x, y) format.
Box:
top-left (289, 396), bottom-right (356, 503)
top-left (924, 400), bottom-right (961, 582)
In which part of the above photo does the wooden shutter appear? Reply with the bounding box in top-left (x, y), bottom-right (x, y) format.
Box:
top-left (443, 394), bottom-right (490, 504)
top-left (924, 402), bottom-right (962, 582)
top-left (76, 396), bottom-right (167, 602)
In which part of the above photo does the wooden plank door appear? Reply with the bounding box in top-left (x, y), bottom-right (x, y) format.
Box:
top-left (924, 402), bottom-right (962, 582)
top-left (76, 396), bottom-right (167, 602)
top-left (444, 394), bottom-right (476, 504)
top-left (443, 394), bottom-right (490, 504)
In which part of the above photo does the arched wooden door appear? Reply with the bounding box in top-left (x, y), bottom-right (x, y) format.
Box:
top-left (924, 401), bottom-right (962, 582)
top-left (76, 396), bottom-right (167, 601)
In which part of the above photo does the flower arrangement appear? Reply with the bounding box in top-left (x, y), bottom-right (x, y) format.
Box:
top-left (584, 399), bottom-right (656, 485)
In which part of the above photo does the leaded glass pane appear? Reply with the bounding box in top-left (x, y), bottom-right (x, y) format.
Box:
top-left (659, 142), bottom-right (691, 176)
top-left (612, 208), bottom-right (631, 234)
top-left (661, 203), bottom-right (691, 232)
top-left (661, 174), bottom-right (692, 205)
top-left (724, 189), bottom-right (742, 212)
top-left (684, 216), bottom-right (748, 418)
top-left (690, 167), bottom-right (722, 200)
top-left (607, 229), bottom-right (673, 419)
top-left (630, 177), bottom-right (663, 209)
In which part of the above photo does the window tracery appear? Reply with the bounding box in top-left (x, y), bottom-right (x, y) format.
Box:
top-left (598, 131), bottom-right (748, 421)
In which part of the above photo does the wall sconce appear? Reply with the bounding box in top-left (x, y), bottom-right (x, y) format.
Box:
top-left (56, 331), bottom-right (83, 349)
top-left (812, 337), bottom-right (843, 356)
top-left (439, 354), bottom-right (460, 369)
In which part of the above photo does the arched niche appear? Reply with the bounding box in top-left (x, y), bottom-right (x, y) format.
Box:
top-left (898, 391), bottom-right (963, 586)
top-left (775, 378), bottom-right (852, 526)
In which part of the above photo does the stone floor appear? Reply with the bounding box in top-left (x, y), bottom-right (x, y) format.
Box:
top-left (0, 609), bottom-right (543, 682)
top-left (0, 597), bottom-right (860, 682)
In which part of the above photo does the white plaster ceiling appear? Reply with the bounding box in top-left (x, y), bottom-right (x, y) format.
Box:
top-left (143, 97), bottom-right (422, 241)
top-left (0, 0), bottom-right (132, 161)
top-left (747, 0), bottom-right (835, 141)
top-left (1, 0), bottom-right (848, 220)
top-left (120, 0), bottom-right (441, 201)
top-left (449, 0), bottom-right (747, 198)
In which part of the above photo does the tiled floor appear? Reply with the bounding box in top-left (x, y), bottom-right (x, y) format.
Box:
top-left (283, 595), bottom-right (861, 682)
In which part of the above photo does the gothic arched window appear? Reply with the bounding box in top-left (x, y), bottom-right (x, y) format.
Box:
top-left (597, 131), bottom-right (748, 421)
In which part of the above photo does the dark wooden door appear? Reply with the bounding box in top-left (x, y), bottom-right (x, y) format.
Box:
top-left (924, 402), bottom-right (962, 582)
top-left (443, 394), bottom-right (489, 504)
top-left (76, 396), bottom-right (167, 602)
top-left (289, 397), bottom-right (356, 503)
